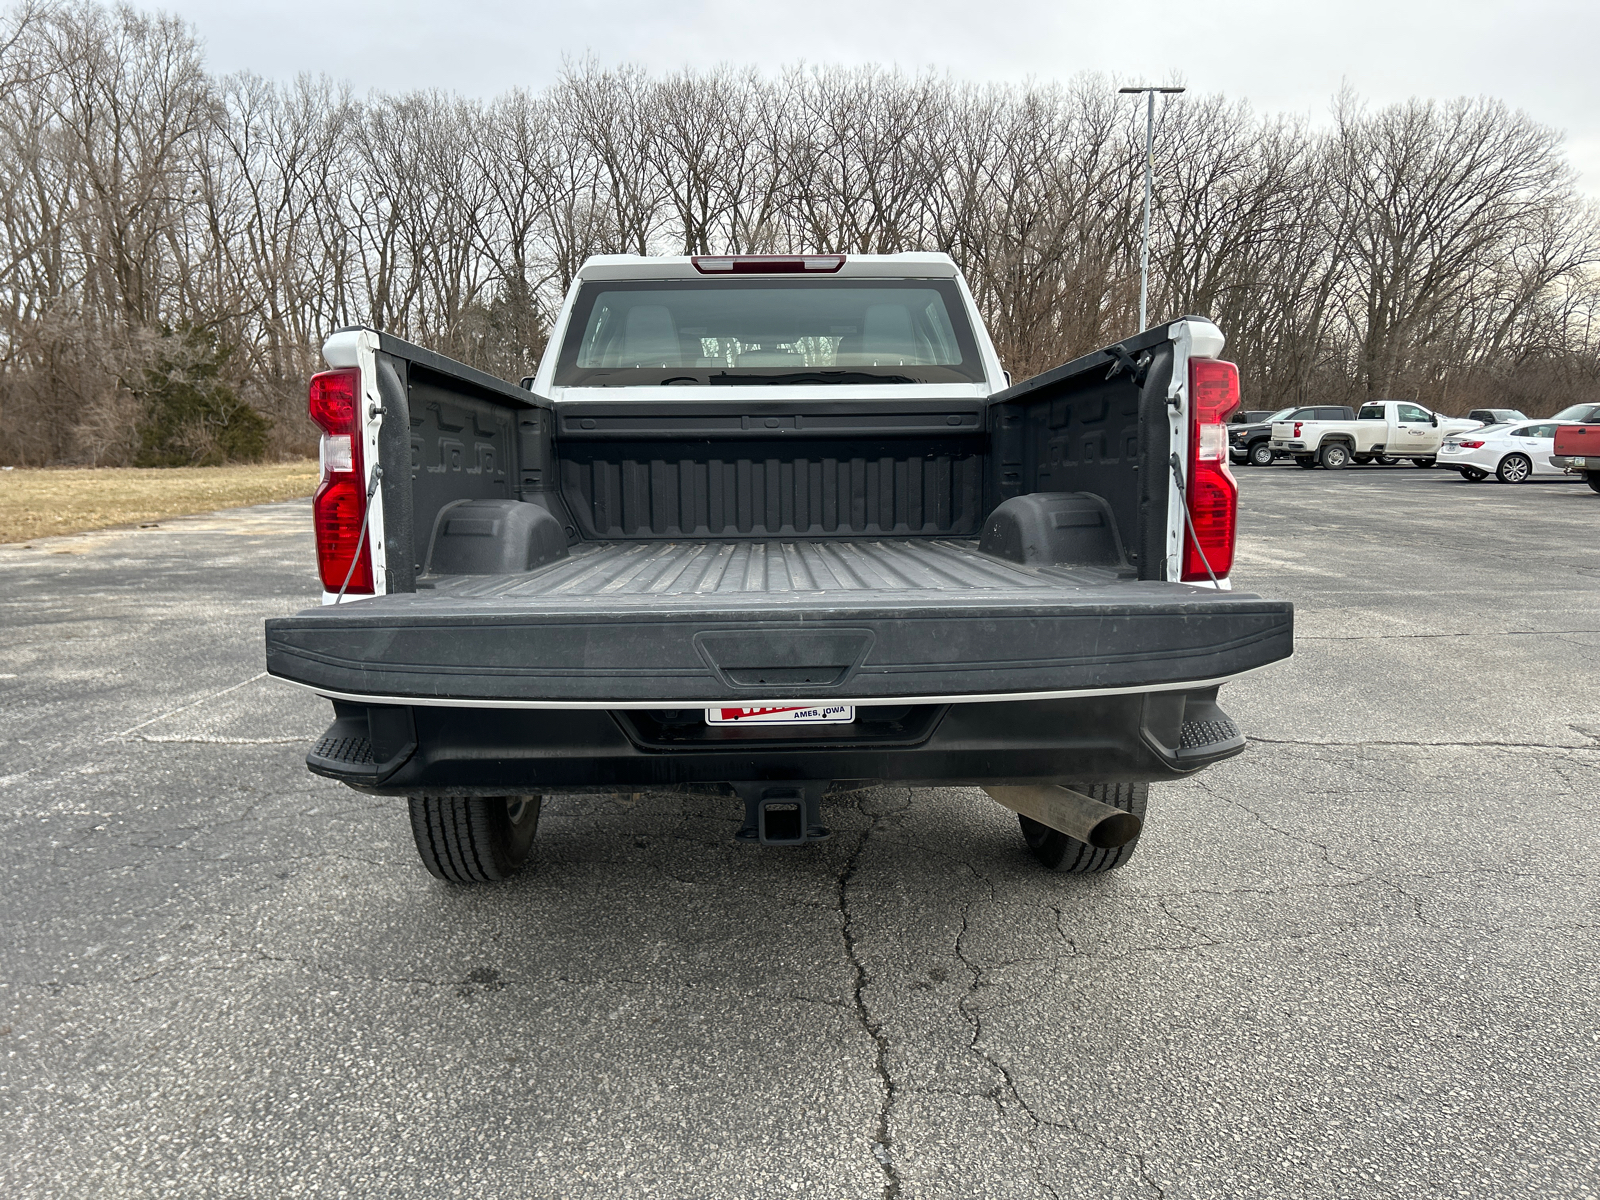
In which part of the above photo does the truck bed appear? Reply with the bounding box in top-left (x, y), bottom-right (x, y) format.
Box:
top-left (266, 538), bottom-right (1292, 707)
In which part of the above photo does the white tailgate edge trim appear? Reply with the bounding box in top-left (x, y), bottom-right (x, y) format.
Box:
top-left (273, 662), bottom-right (1278, 711)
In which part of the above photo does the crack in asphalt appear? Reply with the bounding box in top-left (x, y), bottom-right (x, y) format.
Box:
top-left (951, 877), bottom-right (1166, 1198)
top-left (1390, 882), bottom-right (1432, 927)
top-left (1546, 757), bottom-right (1600, 816)
top-left (1195, 779), bottom-right (1365, 877)
top-left (836, 795), bottom-right (901, 1200)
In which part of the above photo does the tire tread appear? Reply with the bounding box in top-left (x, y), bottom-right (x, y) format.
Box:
top-left (408, 796), bottom-right (537, 883)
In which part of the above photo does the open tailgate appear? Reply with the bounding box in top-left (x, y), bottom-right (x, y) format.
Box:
top-left (266, 539), bottom-right (1293, 707)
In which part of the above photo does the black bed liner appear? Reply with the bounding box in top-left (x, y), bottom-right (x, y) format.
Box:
top-left (266, 539), bottom-right (1293, 705)
top-left (425, 537), bottom-right (1122, 600)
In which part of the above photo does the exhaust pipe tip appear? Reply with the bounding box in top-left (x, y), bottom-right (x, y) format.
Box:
top-left (1084, 810), bottom-right (1143, 849)
top-left (984, 784), bottom-right (1143, 849)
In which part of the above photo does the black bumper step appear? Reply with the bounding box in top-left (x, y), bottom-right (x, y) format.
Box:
top-left (1180, 715), bottom-right (1240, 750)
top-left (305, 690), bottom-right (1249, 794)
top-left (311, 732), bottom-right (375, 768)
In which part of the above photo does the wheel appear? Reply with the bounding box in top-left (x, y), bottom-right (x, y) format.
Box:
top-left (1295, 456), bottom-right (1317, 469)
top-left (1496, 454), bottom-right (1532, 484)
top-left (1318, 443), bottom-right (1351, 469)
top-left (1588, 472), bottom-right (1600, 494)
top-left (1411, 458), bottom-right (1435, 468)
top-left (408, 795), bottom-right (541, 882)
top-left (1459, 467), bottom-right (1487, 482)
top-left (1352, 454), bottom-right (1372, 465)
top-left (1375, 456), bottom-right (1398, 466)
top-left (1019, 782), bottom-right (1148, 874)
top-left (1248, 442), bottom-right (1275, 467)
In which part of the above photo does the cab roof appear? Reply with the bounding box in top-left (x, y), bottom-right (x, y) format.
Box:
top-left (574, 252), bottom-right (961, 282)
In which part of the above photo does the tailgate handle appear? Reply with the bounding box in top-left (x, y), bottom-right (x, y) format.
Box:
top-left (695, 629), bottom-right (874, 690)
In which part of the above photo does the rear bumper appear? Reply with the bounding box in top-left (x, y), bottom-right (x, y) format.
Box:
top-left (271, 544), bottom-right (1291, 792)
top-left (305, 688), bottom-right (1251, 796)
top-left (1437, 448), bottom-right (1494, 471)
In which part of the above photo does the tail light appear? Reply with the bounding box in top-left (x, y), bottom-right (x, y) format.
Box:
top-left (1292, 422), bottom-right (1303, 437)
top-left (690, 255), bottom-right (845, 274)
top-left (1183, 359), bottom-right (1240, 582)
top-left (1457, 439), bottom-right (1485, 449)
top-left (308, 368), bottom-right (373, 593)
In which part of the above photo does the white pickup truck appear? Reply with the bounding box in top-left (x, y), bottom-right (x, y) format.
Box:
top-left (263, 252), bottom-right (1294, 884)
top-left (1271, 400), bottom-right (1482, 469)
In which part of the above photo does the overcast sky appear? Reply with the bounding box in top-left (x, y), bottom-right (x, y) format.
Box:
top-left (171, 0), bottom-right (1600, 193)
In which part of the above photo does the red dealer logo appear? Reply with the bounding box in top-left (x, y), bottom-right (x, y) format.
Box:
top-left (707, 705), bottom-right (855, 725)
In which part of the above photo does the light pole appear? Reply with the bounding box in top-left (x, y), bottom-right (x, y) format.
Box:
top-left (1118, 85), bottom-right (1185, 331)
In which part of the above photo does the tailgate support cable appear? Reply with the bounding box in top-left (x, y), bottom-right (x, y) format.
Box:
top-left (1104, 343), bottom-right (1150, 387)
top-left (1168, 454), bottom-right (1220, 588)
top-left (334, 463), bottom-right (384, 604)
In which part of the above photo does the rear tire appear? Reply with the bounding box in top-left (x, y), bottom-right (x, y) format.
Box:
top-left (1496, 454), bottom-right (1532, 484)
top-left (1587, 472), bottom-right (1600, 494)
top-left (1019, 783), bottom-right (1148, 874)
top-left (1375, 455), bottom-right (1398, 466)
top-left (1459, 467), bottom-right (1487, 482)
top-left (1411, 458), bottom-right (1435, 468)
top-left (1249, 442), bottom-right (1275, 467)
top-left (1319, 443), bottom-right (1351, 469)
top-left (1295, 456), bottom-right (1317, 469)
top-left (409, 795), bottom-right (541, 882)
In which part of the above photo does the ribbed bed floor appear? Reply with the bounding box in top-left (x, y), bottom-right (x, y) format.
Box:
top-left (436, 539), bottom-right (1127, 603)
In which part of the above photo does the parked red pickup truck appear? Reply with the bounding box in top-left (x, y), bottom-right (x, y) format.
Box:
top-left (1552, 403), bottom-right (1600, 493)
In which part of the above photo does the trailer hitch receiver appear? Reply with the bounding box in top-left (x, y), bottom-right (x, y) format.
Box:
top-left (734, 781), bottom-right (832, 845)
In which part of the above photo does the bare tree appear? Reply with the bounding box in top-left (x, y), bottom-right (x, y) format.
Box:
top-left (1, 3), bottom-right (1597, 466)
top-left (1330, 93), bottom-right (1585, 398)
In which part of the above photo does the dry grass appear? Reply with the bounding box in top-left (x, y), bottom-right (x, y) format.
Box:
top-left (0, 461), bottom-right (320, 544)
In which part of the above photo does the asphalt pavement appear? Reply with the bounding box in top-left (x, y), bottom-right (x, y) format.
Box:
top-left (2, 463), bottom-right (1596, 1199)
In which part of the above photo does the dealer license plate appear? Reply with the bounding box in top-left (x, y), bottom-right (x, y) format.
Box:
top-left (706, 704), bottom-right (855, 725)
top-left (1572, 456), bottom-right (1588, 467)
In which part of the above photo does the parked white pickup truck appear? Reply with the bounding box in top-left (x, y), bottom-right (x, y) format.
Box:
top-left (1271, 400), bottom-right (1482, 469)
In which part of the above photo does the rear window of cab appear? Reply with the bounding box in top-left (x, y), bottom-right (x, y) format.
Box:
top-left (553, 278), bottom-right (985, 386)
